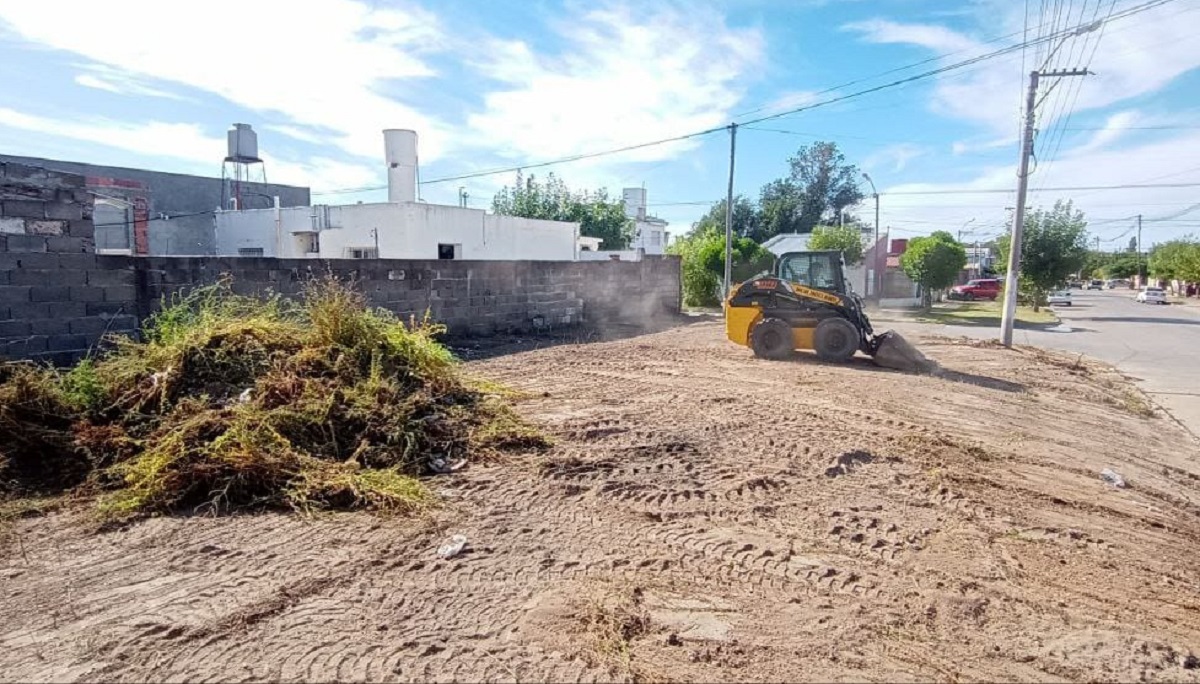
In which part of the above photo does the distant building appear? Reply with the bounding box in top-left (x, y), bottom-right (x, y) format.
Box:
top-left (883, 238), bottom-right (922, 307)
top-left (622, 188), bottom-right (668, 255)
top-left (215, 130), bottom-right (578, 261)
top-left (962, 245), bottom-right (997, 281)
top-left (576, 187), bottom-right (670, 262)
top-left (0, 138), bottom-right (309, 256)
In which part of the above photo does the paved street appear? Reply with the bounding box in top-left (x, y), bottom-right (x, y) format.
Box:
top-left (895, 290), bottom-right (1200, 438)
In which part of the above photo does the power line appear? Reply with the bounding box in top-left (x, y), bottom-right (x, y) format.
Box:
top-left (1062, 124), bottom-right (1200, 131)
top-left (735, 6), bottom-right (1096, 120)
top-left (1032, 0), bottom-right (1115, 191)
top-left (92, 209), bottom-right (217, 228)
top-left (648, 182), bottom-right (1200, 207)
top-left (312, 0), bottom-right (1174, 197)
top-left (881, 181), bottom-right (1200, 196)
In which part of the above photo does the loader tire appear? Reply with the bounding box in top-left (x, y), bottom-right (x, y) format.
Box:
top-left (750, 317), bottom-right (793, 360)
top-left (814, 317), bottom-right (859, 363)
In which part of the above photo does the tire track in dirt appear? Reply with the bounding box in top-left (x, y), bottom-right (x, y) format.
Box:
top-left (6, 322), bottom-right (1200, 682)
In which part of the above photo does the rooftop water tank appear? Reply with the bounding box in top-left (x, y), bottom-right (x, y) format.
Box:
top-left (227, 123), bottom-right (261, 162)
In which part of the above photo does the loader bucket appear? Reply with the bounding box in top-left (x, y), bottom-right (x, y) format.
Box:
top-left (870, 331), bottom-right (940, 374)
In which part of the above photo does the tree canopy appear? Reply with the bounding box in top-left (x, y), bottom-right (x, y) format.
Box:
top-left (669, 222), bottom-right (774, 307)
top-left (1149, 237), bottom-right (1200, 282)
top-left (807, 224), bottom-right (865, 265)
top-left (787, 142), bottom-right (864, 235)
top-left (692, 196), bottom-right (761, 240)
top-left (899, 233), bottom-right (967, 308)
top-left (492, 172), bottom-right (632, 249)
top-left (997, 200), bottom-right (1090, 310)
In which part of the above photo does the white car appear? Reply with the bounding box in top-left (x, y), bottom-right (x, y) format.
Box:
top-left (1136, 287), bottom-right (1167, 305)
top-left (1047, 290), bottom-right (1072, 306)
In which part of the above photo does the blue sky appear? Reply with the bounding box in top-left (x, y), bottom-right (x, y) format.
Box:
top-left (1, 0), bottom-right (1199, 248)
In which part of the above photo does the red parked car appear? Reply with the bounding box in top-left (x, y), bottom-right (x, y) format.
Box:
top-left (949, 278), bottom-right (1001, 301)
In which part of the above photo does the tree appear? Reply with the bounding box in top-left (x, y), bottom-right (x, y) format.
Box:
top-left (492, 172), bottom-right (632, 249)
top-left (1127, 236), bottom-right (1139, 253)
top-left (668, 224), bottom-right (774, 307)
top-left (807, 224), bottom-right (865, 265)
top-left (756, 179), bottom-right (804, 241)
top-left (747, 141), bottom-right (865, 242)
top-left (899, 233), bottom-right (967, 308)
top-left (1081, 250), bottom-right (1109, 279)
top-left (1150, 237), bottom-right (1200, 283)
top-left (692, 196), bottom-right (760, 240)
top-left (996, 200), bottom-right (1090, 310)
top-left (787, 142), bottom-right (864, 235)
top-left (1104, 253), bottom-right (1139, 279)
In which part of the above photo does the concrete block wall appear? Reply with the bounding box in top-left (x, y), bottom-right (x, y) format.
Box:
top-left (0, 255), bottom-right (681, 365)
top-left (1, 162), bottom-right (94, 254)
top-left (0, 163), bottom-right (681, 363)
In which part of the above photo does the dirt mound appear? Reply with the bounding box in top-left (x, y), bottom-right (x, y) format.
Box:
top-left (0, 278), bottom-right (543, 518)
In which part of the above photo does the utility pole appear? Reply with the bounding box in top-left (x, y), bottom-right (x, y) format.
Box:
top-left (1136, 213), bottom-right (1143, 286)
top-left (723, 123), bottom-right (738, 300)
top-left (862, 172), bottom-right (879, 298)
top-left (1000, 68), bottom-right (1089, 347)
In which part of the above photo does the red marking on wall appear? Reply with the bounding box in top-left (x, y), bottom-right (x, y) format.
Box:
top-left (86, 176), bottom-right (148, 190)
top-left (133, 196), bottom-right (150, 255)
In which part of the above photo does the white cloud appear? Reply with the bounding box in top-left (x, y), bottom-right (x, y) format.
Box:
top-left (842, 19), bottom-right (979, 54)
top-left (952, 135), bottom-right (1016, 156)
top-left (464, 4), bottom-right (764, 164)
top-left (844, 1), bottom-right (1200, 136)
top-left (264, 124), bottom-right (327, 145)
top-left (0, 0), bottom-right (452, 162)
top-left (875, 131), bottom-right (1200, 248)
top-left (0, 108), bottom-right (378, 191)
top-left (72, 65), bottom-right (183, 100)
top-left (864, 143), bottom-right (926, 173)
top-left (744, 90), bottom-right (822, 119)
top-left (0, 108), bottom-right (221, 163)
top-left (1068, 109), bottom-right (1140, 157)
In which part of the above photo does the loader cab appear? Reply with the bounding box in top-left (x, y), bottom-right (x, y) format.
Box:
top-left (777, 250), bottom-right (849, 294)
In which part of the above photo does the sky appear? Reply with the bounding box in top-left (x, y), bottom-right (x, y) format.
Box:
top-left (1, 0), bottom-right (1199, 249)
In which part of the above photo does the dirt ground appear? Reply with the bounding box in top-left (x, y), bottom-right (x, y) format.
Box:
top-left (3, 319), bottom-right (1200, 683)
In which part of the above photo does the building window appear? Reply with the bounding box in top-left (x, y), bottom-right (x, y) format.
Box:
top-left (238, 247), bottom-right (264, 257)
top-left (345, 247), bottom-right (378, 259)
top-left (438, 243), bottom-right (460, 260)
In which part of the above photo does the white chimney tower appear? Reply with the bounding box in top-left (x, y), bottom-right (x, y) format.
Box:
top-left (383, 129), bottom-right (418, 203)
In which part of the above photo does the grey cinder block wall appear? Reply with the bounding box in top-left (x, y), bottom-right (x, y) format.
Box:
top-left (0, 153), bottom-right (310, 256)
top-left (0, 159), bottom-right (682, 364)
top-left (1, 254), bottom-right (682, 365)
top-left (1, 161), bottom-right (95, 254)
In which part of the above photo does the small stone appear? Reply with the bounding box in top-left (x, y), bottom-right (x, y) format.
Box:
top-left (1183, 654), bottom-right (1199, 670)
top-left (666, 633), bottom-right (682, 647)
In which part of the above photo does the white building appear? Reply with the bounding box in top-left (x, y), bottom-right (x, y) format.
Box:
top-left (215, 130), bottom-right (579, 261)
top-left (577, 187), bottom-right (669, 262)
top-left (623, 187), bottom-right (668, 255)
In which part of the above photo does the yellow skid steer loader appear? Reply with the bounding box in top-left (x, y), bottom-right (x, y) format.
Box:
top-left (725, 250), bottom-right (935, 373)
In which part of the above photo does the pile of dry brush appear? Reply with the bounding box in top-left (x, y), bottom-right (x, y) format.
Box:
top-left (0, 277), bottom-right (545, 518)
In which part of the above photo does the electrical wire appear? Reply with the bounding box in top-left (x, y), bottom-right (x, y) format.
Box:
top-left (92, 209), bottom-right (218, 229)
top-left (313, 0), bottom-right (1176, 197)
top-left (1032, 0), bottom-right (1115, 190)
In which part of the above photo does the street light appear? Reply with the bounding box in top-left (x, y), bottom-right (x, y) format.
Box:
top-left (861, 172), bottom-right (880, 298)
top-left (958, 217), bottom-right (976, 243)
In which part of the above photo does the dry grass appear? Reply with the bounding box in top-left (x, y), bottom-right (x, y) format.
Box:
top-left (0, 276), bottom-right (544, 521)
top-left (575, 585), bottom-right (658, 682)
